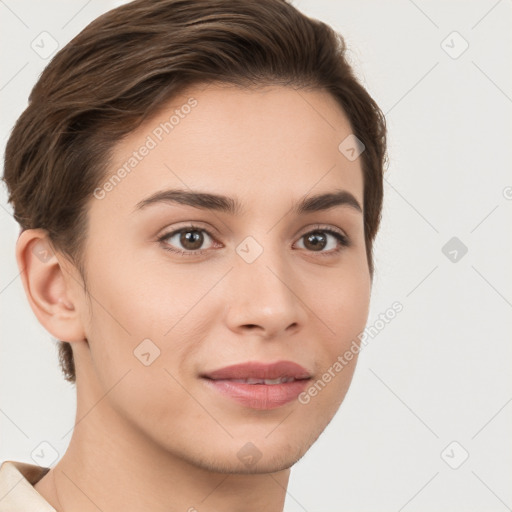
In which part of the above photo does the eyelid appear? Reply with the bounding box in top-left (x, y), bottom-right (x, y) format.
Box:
top-left (158, 222), bottom-right (347, 241)
top-left (157, 222), bottom-right (350, 256)
top-left (156, 220), bottom-right (218, 238)
top-left (297, 223), bottom-right (347, 239)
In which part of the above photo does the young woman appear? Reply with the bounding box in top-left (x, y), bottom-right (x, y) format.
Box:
top-left (0, 0), bottom-right (386, 510)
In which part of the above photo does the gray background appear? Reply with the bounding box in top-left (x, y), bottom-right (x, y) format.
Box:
top-left (1, 1), bottom-right (511, 510)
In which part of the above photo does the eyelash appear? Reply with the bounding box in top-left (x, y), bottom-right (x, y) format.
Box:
top-left (157, 223), bottom-right (350, 258)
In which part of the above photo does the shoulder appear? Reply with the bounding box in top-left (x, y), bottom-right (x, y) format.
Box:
top-left (0, 460), bottom-right (55, 511)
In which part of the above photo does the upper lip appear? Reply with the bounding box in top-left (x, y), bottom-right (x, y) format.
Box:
top-left (201, 360), bottom-right (311, 380)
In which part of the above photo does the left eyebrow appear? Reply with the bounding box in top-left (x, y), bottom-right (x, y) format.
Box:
top-left (293, 189), bottom-right (362, 215)
top-left (132, 188), bottom-right (362, 215)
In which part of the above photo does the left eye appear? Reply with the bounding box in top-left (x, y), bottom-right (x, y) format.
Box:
top-left (158, 224), bottom-right (349, 256)
top-left (294, 228), bottom-right (348, 253)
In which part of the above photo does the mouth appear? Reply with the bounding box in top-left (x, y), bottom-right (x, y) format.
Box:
top-left (201, 360), bottom-right (312, 381)
top-left (219, 376), bottom-right (303, 384)
top-left (200, 360), bottom-right (312, 410)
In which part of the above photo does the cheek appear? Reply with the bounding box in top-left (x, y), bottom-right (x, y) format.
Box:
top-left (79, 262), bottom-right (166, 386)
top-left (313, 259), bottom-right (371, 390)
top-left (81, 252), bottom-right (215, 397)
top-left (84, 254), bottom-right (181, 337)
top-left (298, 272), bottom-right (370, 420)
top-left (81, 266), bottom-right (201, 439)
top-left (320, 256), bottom-right (371, 340)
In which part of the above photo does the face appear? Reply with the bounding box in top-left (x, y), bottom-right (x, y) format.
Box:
top-left (72, 83), bottom-right (371, 473)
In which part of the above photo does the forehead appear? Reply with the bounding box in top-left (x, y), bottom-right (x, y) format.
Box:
top-left (92, 83), bottom-right (364, 217)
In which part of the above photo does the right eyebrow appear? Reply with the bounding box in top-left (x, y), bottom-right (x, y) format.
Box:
top-left (133, 188), bottom-right (241, 215)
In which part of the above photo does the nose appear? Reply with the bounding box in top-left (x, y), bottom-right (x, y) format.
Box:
top-left (224, 238), bottom-right (308, 340)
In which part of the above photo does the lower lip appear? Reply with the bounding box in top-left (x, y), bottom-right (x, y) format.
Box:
top-left (202, 378), bottom-right (310, 410)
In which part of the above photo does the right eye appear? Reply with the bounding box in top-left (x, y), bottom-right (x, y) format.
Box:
top-left (158, 225), bottom-right (218, 256)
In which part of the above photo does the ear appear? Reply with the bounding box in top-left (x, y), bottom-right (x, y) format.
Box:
top-left (15, 228), bottom-right (86, 343)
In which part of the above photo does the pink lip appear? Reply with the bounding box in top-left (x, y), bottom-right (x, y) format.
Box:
top-left (201, 360), bottom-right (312, 410)
top-left (201, 360), bottom-right (311, 380)
top-left (203, 379), bottom-right (310, 409)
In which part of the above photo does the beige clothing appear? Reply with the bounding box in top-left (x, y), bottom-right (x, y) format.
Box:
top-left (0, 460), bottom-right (55, 511)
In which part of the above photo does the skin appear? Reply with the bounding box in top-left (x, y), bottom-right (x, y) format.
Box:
top-left (17, 83), bottom-right (371, 512)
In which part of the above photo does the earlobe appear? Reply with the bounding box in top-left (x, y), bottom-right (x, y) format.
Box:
top-left (15, 228), bottom-right (86, 343)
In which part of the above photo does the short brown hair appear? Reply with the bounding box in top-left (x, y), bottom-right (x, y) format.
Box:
top-left (3, 0), bottom-right (387, 384)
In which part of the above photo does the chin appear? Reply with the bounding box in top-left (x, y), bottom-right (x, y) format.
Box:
top-left (189, 445), bottom-right (307, 475)
top-left (173, 424), bottom-right (323, 475)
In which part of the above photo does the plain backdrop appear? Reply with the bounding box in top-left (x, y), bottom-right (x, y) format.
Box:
top-left (1, 1), bottom-right (511, 511)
